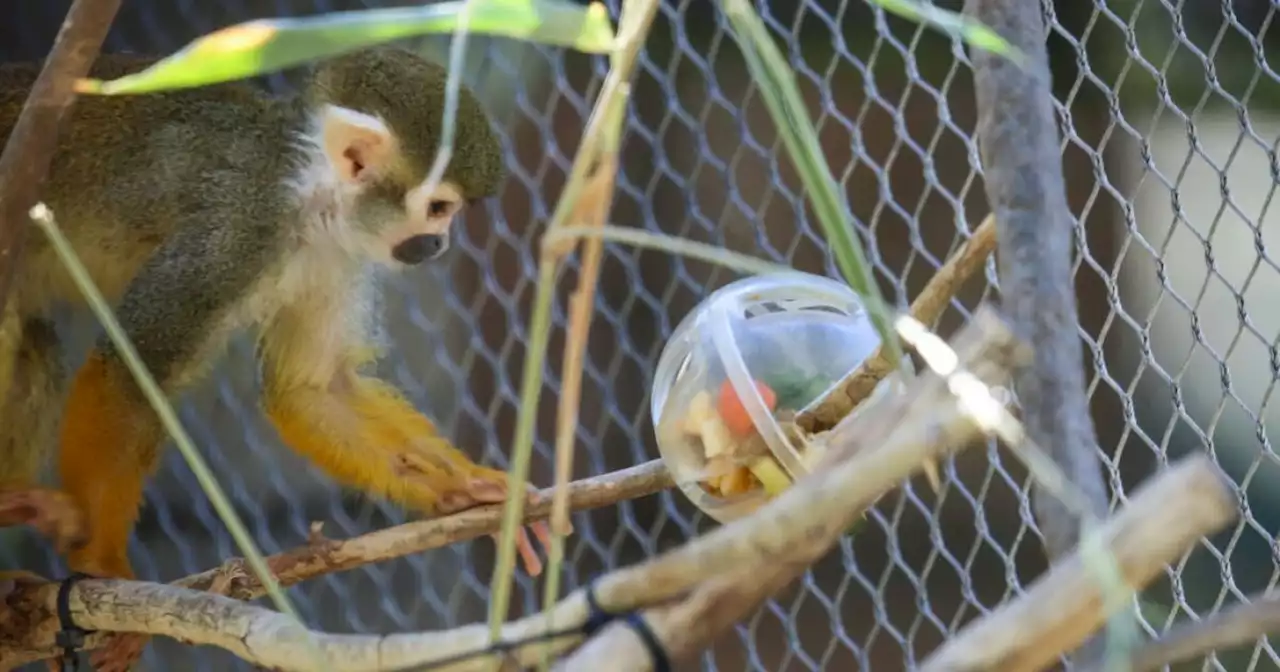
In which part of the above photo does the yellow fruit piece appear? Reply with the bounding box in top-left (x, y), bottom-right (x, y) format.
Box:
top-left (747, 457), bottom-right (792, 497)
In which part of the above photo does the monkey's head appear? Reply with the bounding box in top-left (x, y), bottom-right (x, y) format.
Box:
top-left (302, 47), bottom-right (505, 267)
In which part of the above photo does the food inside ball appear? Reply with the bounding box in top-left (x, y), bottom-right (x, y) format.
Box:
top-left (673, 378), bottom-right (800, 498)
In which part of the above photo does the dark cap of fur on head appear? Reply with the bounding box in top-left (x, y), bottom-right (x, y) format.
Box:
top-left (304, 47), bottom-right (505, 200)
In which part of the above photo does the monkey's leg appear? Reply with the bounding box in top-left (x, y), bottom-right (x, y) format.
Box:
top-left (58, 223), bottom-right (265, 581)
top-left (0, 312), bottom-right (84, 552)
top-left (57, 226), bottom-right (266, 672)
top-left (57, 353), bottom-right (161, 672)
top-left (59, 350), bottom-right (165, 579)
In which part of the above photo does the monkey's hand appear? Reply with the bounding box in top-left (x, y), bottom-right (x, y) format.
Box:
top-left (395, 451), bottom-right (555, 575)
top-left (266, 375), bottom-right (557, 576)
top-left (0, 488), bottom-right (87, 553)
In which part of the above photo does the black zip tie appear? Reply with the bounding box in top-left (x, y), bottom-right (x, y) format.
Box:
top-left (56, 572), bottom-right (95, 672)
top-left (621, 611), bottom-right (670, 672)
top-left (580, 579), bottom-right (613, 636)
top-left (579, 579), bottom-right (670, 672)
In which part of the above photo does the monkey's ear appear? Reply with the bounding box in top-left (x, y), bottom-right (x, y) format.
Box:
top-left (321, 104), bottom-right (394, 183)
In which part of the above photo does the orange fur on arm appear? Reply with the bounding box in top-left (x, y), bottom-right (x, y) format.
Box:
top-left (264, 371), bottom-right (490, 515)
top-left (58, 352), bottom-right (164, 579)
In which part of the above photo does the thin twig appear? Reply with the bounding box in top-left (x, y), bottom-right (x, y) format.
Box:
top-left (1124, 592), bottom-right (1280, 672)
top-left (796, 213), bottom-right (998, 490)
top-left (919, 454), bottom-right (1237, 672)
top-left (0, 0), bottom-right (122, 315)
top-left (542, 149), bottom-right (620, 671)
top-left (546, 225), bottom-right (797, 277)
top-left (795, 213), bottom-right (998, 434)
top-left (177, 460), bottom-right (674, 600)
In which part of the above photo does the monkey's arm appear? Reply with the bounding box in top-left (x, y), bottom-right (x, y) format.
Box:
top-left (258, 292), bottom-right (550, 574)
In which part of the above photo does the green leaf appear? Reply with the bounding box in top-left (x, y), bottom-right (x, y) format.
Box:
top-left (720, 0), bottom-right (906, 369)
top-left (77, 0), bottom-right (614, 96)
top-left (869, 0), bottom-right (1024, 62)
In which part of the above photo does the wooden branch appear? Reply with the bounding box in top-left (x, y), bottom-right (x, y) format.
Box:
top-left (561, 306), bottom-right (1026, 670)
top-left (0, 0), bottom-right (122, 315)
top-left (966, 0), bottom-right (1113, 662)
top-left (1, 307), bottom-right (1025, 670)
top-left (1122, 592), bottom-right (1280, 672)
top-left (183, 459), bottom-right (672, 598)
top-left (794, 213), bottom-right (997, 434)
top-left (0, 461), bottom-right (672, 668)
top-left (919, 454), bottom-right (1238, 672)
top-left (9, 577), bottom-right (597, 672)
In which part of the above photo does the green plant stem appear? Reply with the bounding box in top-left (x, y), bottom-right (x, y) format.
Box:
top-left (487, 0), bottom-right (656, 646)
top-left (547, 225), bottom-right (797, 277)
top-left (487, 260), bottom-right (557, 641)
top-left (418, 0), bottom-right (477, 198)
top-left (28, 204), bottom-right (318, 663)
top-left (720, 0), bottom-right (905, 374)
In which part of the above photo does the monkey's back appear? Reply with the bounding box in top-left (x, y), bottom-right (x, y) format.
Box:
top-left (0, 55), bottom-right (302, 310)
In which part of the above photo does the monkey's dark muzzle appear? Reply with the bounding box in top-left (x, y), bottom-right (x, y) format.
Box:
top-left (392, 234), bottom-right (447, 264)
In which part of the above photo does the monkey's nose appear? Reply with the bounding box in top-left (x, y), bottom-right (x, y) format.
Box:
top-left (392, 234), bottom-right (446, 264)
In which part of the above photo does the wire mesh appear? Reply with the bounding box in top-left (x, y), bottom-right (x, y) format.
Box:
top-left (2, 0), bottom-right (1279, 669)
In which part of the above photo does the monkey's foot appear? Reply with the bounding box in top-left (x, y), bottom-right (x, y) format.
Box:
top-left (90, 633), bottom-right (148, 672)
top-left (438, 469), bottom-right (557, 577)
top-left (0, 488), bottom-right (86, 553)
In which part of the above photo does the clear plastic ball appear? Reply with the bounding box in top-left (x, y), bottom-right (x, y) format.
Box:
top-left (650, 272), bottom-right (891, 522)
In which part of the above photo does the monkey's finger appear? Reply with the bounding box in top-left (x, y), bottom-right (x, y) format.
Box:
top-left (518, 529), bottom-right (544, 576)
top-left (531, 519), bottom-right (554, 553)
top-left (493, 529), bottom-right (543, 577)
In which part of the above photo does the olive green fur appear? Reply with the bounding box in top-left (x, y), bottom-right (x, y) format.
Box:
top-left (0, 47), bottom-right (504, 484)
top-left (305, 46), bottom-right (505, 201)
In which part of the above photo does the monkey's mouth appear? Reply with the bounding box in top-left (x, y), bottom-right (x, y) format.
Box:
top-left (391, 234), bottom-right (448, 264)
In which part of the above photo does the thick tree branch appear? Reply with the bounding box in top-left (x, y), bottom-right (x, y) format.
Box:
top-left (920, 454), bottom-right (1237, 672)
top-left (965, 0), bottom-right (1110, 563)
top-left (0, 0), bottom-right (122, 314)
top-left (1, 462), bottom-right (671, 668)
top-left (562, 307), bottom-right (1026, 670)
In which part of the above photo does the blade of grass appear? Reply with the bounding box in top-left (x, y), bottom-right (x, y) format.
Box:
top-left (28, 204), bottom-right (322, 667)
top-left (719, 0), bottom-right (905, 373)
top-left (415, 0), bottom-right (478, 224)
top-left (546, 225), bottom-right (798, 278)
top-left (75, 0), bottom-right (613, 95)
top-left (868, 0), bottom-right (1023, 61)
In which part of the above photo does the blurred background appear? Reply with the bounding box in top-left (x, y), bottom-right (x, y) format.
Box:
top-left (3, 0), bottom-right (1280, 669)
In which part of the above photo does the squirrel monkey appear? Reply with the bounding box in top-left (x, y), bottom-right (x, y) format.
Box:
top-left (0, 48), bottom-right (553, 588)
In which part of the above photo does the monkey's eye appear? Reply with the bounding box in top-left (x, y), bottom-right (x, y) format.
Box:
top-left (427, 199), bottom-right (453, 218)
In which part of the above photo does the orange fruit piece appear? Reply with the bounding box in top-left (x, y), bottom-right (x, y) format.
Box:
top-left (717, 378), bottom-right (777, 437)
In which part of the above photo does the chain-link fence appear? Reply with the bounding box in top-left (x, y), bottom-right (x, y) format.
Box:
top-left (2, 0), bottom-right (1278, 669)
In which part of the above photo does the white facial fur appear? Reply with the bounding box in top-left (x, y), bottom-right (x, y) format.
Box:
top-left (309, 104), bottom-right (466, 266)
